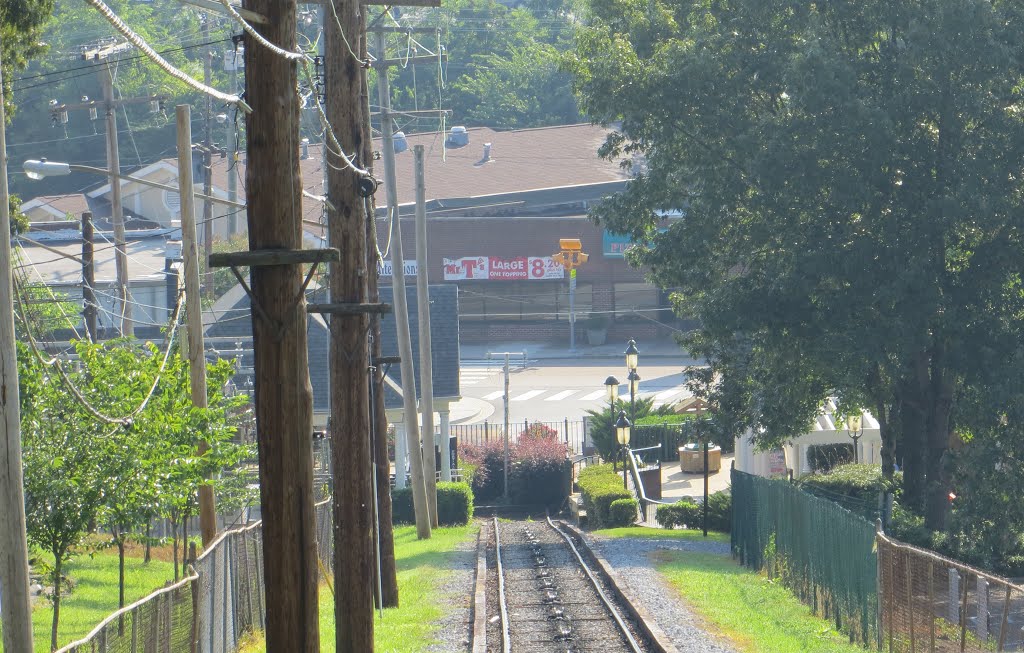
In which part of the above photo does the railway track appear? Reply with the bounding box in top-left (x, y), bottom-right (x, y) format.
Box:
top-left (476, 515), bottom-right (666, 653)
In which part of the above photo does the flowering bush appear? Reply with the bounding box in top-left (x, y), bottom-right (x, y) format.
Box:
top-left (458, 425), bottom-right (571, 505)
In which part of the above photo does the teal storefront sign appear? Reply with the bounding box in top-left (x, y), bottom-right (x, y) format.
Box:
top-left (602, 231), bottom-right (634, 258)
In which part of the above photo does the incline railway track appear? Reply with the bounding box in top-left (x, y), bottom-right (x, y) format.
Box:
top-left (477, 514), bottom-right (665, 653)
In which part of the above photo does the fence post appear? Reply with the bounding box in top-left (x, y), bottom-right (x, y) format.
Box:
top-left (524, 419), bottom-right (529, 437)
top-left (190, 568), bottom-right (200, 653)
top-left (905, 549), bottom-right (916, 652)
top-left (484, 420), bottom-right (489, 443)
top-left (977, 577), bottom-right (989, 640)
top-left (948, 569), bottom-right (960, 624)
top-left (998, 584), bottom-right (1011, 652)
top-left (564, 418), bottom-right (569, 446)
top-left (928, 561), bottom-right (936, 653)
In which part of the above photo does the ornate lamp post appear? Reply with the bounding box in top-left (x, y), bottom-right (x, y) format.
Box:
top-left (846, 414), bottom-right (863, 463)
top-left (625, 339), bottom-right (639, 422)
top-left (615, 411), bottom-right (631, 490)
top-left (605, 375), bottom-right (619, 469)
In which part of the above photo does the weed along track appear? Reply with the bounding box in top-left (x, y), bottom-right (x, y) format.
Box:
top-left (476, 515), bottom-right (663, 653)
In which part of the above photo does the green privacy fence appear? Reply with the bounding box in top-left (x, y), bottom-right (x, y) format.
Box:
top-left (732, 468), bottom-right (879, 647)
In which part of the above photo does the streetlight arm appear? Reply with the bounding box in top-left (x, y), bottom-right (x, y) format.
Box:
top-left (22, 159), bottom-right (246, 209)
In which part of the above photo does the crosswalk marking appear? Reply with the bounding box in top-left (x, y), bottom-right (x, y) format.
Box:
top-left (511, 390), bottom-right (545, 402)
top-left (654, 389), bottom-right (681, 401)
top-left (579, 390), bottom-right (606, 401)
top-left (482, 390), bottom-right (505, 401)
top-left (544, 390), bottom-right (576, 402)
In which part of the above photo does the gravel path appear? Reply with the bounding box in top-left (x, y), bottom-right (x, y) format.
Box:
top-left (585, 534), bottom-right (740, 653)
top-left (426, 530), bottom-right (479, 653)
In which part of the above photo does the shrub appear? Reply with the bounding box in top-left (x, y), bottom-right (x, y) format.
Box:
top-left (656, 499), bottom-right (702, 529)
top-left (391, 481), bottom-right (474, 526)
top-left (436, 481), bottom-right (474, 525)
top-left (608, 498), bottom-right (639, 527)
top-left (655, 491), bottom-right (731, 532)
top-left (461, 434), bottom-right (570, 506)
top-left (799, 463), bottom-right (885, 519)
top-left (577, 464), bottom-right (631, 528)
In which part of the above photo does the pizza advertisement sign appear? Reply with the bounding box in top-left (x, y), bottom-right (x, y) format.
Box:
top-left (443, 256), bottom-right (564, 281)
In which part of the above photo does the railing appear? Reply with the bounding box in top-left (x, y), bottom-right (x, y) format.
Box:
top-left (452, 419), bottom-right (587, 454)
top-left (627, 445), bottom-right (674, 526)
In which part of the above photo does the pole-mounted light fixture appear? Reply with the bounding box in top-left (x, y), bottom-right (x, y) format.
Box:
top-left (846, 413), bottom-right (864, 463)
top-left (625, 339), bottom-right (639, 371)
top-left (615, 410), bottom-right (631, 490)
top-left (604, 375), bottom-right (619, 405)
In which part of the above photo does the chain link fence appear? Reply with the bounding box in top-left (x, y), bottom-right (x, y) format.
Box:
top-left (452, 419), bottom-right (587, 454)
top-left (732, 468), bottom-right (879, 647)
top-left (878, 532), bottom-right (1024, 652)
top-left (57, 498), bottom-right (334, 653)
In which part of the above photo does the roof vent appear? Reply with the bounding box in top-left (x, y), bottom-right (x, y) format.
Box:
top-left (393, 131), bottom-right (408, 154)
top-left (445, 125), bottom-right (469, 148)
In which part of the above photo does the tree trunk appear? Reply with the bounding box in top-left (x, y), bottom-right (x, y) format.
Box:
top-left (144, 523), bottom-right (151, 563)
top-left (171, 515), bottom-right (180, 582)
top-left (360, 22), bottom-right (399, 609)
top-left (117, 535), bottom-right (126, 609)
top-left (50, 556), bottom-right (62, 652)
top-left (924, 344), bottom-right (955, 531)
top-left (899, 355), bottom-right (929, 511)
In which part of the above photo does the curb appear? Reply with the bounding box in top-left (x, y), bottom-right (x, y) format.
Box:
top-left (559, 522), bottom-right (681, 653)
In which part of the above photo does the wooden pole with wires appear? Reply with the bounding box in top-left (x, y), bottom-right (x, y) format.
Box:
top-left (239, 0), bottom-right (320, 648)
top-left (413, 144), bottom-right (439, 524)
top-left (176, 105), bottom-right (217, 546)
top-left (82, 211), bottom-right (98, 342)
top-left (0, 42), bottom-right (35, 653)
top-left (373, 27), bottom-right (432, 538)
top-left (325, 0), bottom-right (375, 647)
top-left (99, 59), bottom-right (132, 337)
top-left (360, 21), bottom-right (400, 608)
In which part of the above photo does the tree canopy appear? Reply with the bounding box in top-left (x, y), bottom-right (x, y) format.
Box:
top-left (571, 0), bottom-right (1024, 529)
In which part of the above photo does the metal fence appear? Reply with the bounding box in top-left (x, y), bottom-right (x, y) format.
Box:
top-left (731, 468), bottom-right (878, 647)
top-left (57, 498), bottom-right (334, 653)
top-left (451, 419), bottom-right (587, 454)
top-left (877, 532), bottom-right (1024, 652)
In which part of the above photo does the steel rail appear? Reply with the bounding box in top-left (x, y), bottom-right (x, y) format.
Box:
top-left (545, 514), bottom-right (645, 653)
top-left (492, 516), bottom-right (514, 652)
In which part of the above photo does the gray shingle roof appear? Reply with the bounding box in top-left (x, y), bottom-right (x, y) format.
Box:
top-left (378, 285), bottom-right (460, 409)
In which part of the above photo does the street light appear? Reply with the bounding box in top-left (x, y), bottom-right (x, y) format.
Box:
top-left (625, 339), bottom-right (638, 372)
top-left (615, 410), bottom-right (631, 490)
top-left (846, 413), bottom-right (863, 463)
top-left (628, 369), bottom-right (641, 423)
top-left (22, 159), bottom-right (245, 208)
top-left (605, 375), bottom-right (619, 469)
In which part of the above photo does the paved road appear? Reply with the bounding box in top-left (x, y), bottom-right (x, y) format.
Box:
top-left (458, 359), bottom-right (696, 423)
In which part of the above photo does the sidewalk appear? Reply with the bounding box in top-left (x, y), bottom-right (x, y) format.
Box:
top-left (459, 336), bottom-right (704, 364)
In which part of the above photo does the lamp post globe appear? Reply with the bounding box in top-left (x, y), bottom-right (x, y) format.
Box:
top-left (615, 410), bottom-right (631, 489)
top-left (625, 339), bottom-right (639, 372)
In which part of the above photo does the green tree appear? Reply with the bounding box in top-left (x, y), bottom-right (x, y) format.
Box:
top-left (570, 0), bottom-right (1024, 529)
top-left (585, 396), bottom-right (672, 460)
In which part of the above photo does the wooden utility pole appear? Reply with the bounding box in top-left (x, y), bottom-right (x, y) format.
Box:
top-left (176, 105), bottom-right (217, 546)
top-left (360, 24), bottom-right (400, 608)
top-left (82, 211), bottom-right (98, 342)
top-left (98, 57), bottom-right (131, 337)
top-left (202, 17), bottom-right (215, 300)
top-left (0, 43), bottom-right (35, 653)
top-left (325, 0), bottom-right (375, 646)
top-left (373, 27), bottom-right (432, 537)
top-left (413, 145), bottom-right (439, 523)
top-left (233, 0), bottom-right (322, 648)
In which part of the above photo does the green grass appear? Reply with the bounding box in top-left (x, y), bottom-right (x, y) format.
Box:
top-left (0, 549), bottom-right (176, 653)
top-left (238, 524), bottom-right (478, 653)
top-left (595, 526), bottom-right (730, 543)
top-left (653, 550), bottom-right (865, 653)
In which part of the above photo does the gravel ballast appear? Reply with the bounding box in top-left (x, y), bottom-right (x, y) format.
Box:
top-left (426, 531), bottom-right (479, 652)
top-left (585, 533), bottom-right (740, 653)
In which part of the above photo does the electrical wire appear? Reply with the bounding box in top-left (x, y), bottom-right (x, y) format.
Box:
top-left (81, 0), bottom-right (250, 112)
top-left (216, 0), bottom-right (306, 61)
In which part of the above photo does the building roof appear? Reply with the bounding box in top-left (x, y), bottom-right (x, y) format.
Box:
top-left (20, 194), bottom-right (90, 220)
top-left (379, 285), bottom-right (460, 409)
top-left (14, 228), bottom-right (180, 285)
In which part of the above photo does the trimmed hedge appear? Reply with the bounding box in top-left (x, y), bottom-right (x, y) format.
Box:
top-left (392, 481), bottom-right (474, 526)
top-left (655, 490), bottom-right (732, 532)
top-left (577, 464), bottom-right (631, 528)
top-left (608, 498), bottom-right (640, 527)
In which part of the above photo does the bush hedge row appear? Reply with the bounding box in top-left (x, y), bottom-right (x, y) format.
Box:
top-left (655, 490), bottom-right (732, 532)
top-left (577, 464), bottom-right (634, 528)
top-left (392, 481), bottom-right (474, 526)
